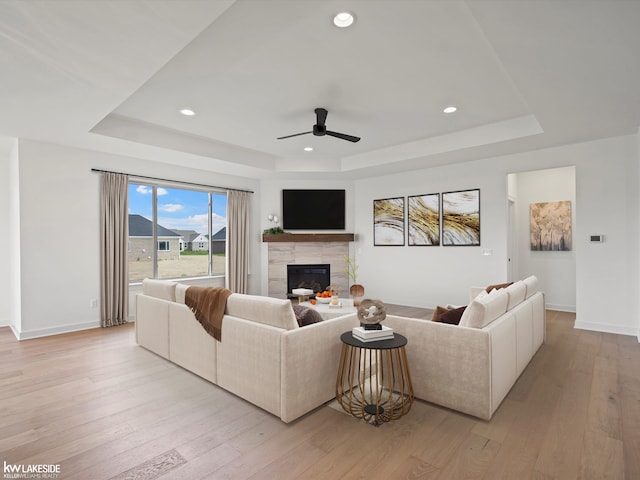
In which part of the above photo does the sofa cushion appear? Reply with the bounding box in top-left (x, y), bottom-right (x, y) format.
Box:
top-left (523, 275), bottom-right (539, 298)
top-left (459, 288), bottom-right (508, 329)
top-left (142, 278), bottom-right (177, 302)
top-left (292, 305), bottom-right (324, 327)
top-left (433, 306), bottom-right (466, 325)
top-left (485, 281), bottom-right (513, 293)
top-left (225, 294), bottom-right (298, 330)
top-left (504, 281), bottom-right (526, 310)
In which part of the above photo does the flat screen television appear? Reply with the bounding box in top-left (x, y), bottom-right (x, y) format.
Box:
top-left (282, 189), bottom-right (345, 230)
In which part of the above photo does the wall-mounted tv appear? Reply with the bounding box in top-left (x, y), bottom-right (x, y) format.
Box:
top-left (282, 189), bottom-right (346, 230)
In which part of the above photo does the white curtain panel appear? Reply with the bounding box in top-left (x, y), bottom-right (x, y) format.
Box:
top-left (100, 172), bottom-right (129, 327)
top-left (226, 190), bottom-right (250, 293)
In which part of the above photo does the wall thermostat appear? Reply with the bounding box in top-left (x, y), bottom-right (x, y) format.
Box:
top-left (590, 235), bottom-right (604, 243)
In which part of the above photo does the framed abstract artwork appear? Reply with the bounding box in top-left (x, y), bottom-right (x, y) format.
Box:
top-left (408, 193), bottom-right (440, 246)
top-left (530, 200), bottom-right (572, 251)
top-left (442, 189), bottom-right (480, 246)
top-left (373, 197), bottom-right (405, 246)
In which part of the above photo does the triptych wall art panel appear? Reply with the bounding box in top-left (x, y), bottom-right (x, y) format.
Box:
top-left (373, 189), bottom-right (480, 247)
top-left (408, 193), bottom-right (440, 246)
top-left (529, 200), bottom-right (572, 251)
top-left (373, 197), bottom-right (405, 246)
top-left (442, 189), bottom-right (481, 246)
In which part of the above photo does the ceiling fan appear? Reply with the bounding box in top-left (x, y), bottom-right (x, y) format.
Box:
top-left (277, 108), bottom-right (360, 143)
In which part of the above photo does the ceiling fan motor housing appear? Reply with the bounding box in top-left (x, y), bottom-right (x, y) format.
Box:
top-left (313, 124), bottom-right (327, 136)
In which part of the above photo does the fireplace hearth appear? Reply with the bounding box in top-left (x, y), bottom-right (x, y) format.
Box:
top-left (287, 264), bottom-right (330, 296)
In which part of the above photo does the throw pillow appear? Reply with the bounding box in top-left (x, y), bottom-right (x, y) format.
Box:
top-left (504, 281), bottom-right (526, 310)
top-left (292, 304), bottom-right (324, 327)
top-left (485, 281), bottom-right (513, 293)
top-left (434, 306), bottom-right (466, 325)
top-left (431, 305), bottom-right (450, 321)
top-left (459, 288), bottom-right (508, 328)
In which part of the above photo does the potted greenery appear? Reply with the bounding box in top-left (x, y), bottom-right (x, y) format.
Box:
top-left (344, 255), bottom-right (365, 306)
top-left (263, 226), bottom-right (285, 235)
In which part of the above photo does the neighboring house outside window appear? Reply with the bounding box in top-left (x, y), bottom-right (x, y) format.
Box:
top-left (127, 183), bottom-right (227, 282)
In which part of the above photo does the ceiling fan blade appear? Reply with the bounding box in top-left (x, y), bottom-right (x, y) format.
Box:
top-left (315, 108), bottom-right (328, 127)
top-left (277, 131), bottom-right (312, 140)
top-left (326, 130), bottom-right (361, 143)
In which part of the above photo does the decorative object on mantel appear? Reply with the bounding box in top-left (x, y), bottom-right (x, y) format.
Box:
top-left (263, 213), bottom-right (285, 235)
top-left (345, 255), bottom-right (365, 307)
top-left (263, 226), bottom-right (285, 235)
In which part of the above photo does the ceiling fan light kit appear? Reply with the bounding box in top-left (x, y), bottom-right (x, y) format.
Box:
top-left (277, 108), bottom-right (360, 143)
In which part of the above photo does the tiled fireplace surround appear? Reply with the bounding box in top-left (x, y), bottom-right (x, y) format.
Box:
top-left (267, 241), bottom-right (350, 298)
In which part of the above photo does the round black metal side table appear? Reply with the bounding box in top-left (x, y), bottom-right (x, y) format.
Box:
top-left (336, 331), bottom-right (414, 425)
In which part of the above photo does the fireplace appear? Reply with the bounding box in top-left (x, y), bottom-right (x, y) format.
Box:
top-left (287, 264), bottom-right (331, 295)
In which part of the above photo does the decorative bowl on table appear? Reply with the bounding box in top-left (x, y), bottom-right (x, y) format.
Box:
top-left (315, 291), bottom-right (333, 303)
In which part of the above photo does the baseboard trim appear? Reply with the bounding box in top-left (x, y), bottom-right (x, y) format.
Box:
top-left (574, 320), bottom-right (639, 340)
top-left (14, 320), bottom-right (102, 340)
top-left (546, 303), bottom-right (576, 313)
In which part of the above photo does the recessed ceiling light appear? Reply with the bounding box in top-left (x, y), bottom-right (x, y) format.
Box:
top-left (443, 106), bottom-right (457, 114)
top-left (333, 12), bottom-right (355, 28)
top-left (180, 108), bottom-right (196, 116)
top-left (304, 147), bottom-right (313, 152)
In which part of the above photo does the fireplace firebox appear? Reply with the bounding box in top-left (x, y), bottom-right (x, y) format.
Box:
top-left (287, 264), bottom-right (331, 296)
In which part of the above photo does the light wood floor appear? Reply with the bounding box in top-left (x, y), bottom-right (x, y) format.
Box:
top-left (1, 310), bottom-right (638, 479)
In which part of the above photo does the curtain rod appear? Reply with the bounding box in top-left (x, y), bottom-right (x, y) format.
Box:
top-left (91, 168), bottom-right (254, 194)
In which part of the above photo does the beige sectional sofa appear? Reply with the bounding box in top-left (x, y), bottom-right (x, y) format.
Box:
top-left (136, 276), bottom-right (544, 423)
top-left (383, 275), bottom-right (545, 420)
top-left (135, 279), bottom-right (358, 423)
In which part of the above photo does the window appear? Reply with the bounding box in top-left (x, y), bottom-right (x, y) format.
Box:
top-left (128, 182), bottom-right (227, 282)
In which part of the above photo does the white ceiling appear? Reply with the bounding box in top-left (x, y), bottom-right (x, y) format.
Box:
top-left (1, 0), bottom-right (639, 179)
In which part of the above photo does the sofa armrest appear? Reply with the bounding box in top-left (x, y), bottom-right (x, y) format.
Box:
top-left (280, 313), bottom-right (360, 423)
top-left (135, 294), bottom-right (170, 359)
top-left (216, 316), bottom-right (285, 419)
top-left (383, 315), bottom-right (493, 420)
top-left (470, 286), bottom-right (485, 302)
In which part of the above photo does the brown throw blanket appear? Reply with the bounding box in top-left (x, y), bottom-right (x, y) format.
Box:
top-left (184, 286), bottom-right (232, 341)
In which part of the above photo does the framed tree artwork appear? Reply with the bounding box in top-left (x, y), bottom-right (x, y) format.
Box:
top-left (442, 189), bottom-right (480, 246)
top-left (408, 193), bottom-right (440, 246)
top-left (373, 197), bottom-right (405, 246)
top-left (530, 201), bottom-right (572, 251)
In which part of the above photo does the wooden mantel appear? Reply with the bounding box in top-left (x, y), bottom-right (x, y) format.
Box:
top-left (262, 233), bottom-right (355, 243)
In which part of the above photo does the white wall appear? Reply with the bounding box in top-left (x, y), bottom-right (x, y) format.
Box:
top-left (351, 134), bottom-right (639, 337)
top-left (12, 140), bottom-right (260, 339)
top-left (0, 139), bottom-right (17, 327)
top-left (353, 162), bottom-right (507, 309)
top-left (511, 166), bottom-right (576, 311)
top-left (638, 126), bottom-right (640, 341)
top-left (573, 136), bottom-right (638, 337)
top-left (0, 148), bottom-right (8, 326)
